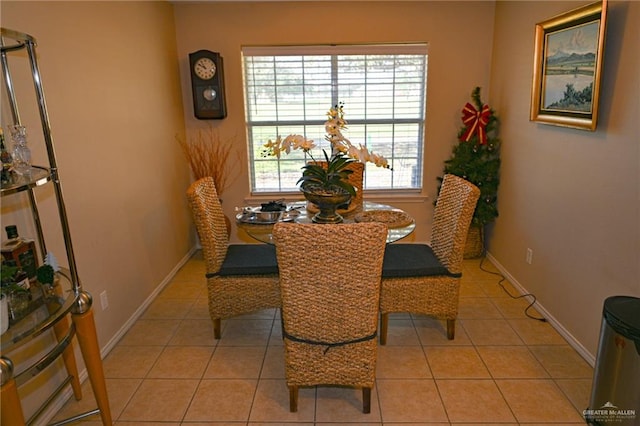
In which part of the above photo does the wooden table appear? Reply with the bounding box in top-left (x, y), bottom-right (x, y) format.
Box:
top-left (237, 200), bottom-right (415, 244)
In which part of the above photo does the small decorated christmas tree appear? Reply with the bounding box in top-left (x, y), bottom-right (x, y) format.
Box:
top-left (440, 87), bottom-right (501, 255)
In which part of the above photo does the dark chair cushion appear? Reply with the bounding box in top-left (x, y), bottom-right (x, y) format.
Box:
top-left (382, 244), bottom-right (460, 278)
top-left (208, 244), bottom-right (279, 277)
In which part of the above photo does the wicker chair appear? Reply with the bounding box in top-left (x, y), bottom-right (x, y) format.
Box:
top-left (273, 222), bottom-right (387, 413)
top-left (186, 177), bottom-right (281, 339)
top-left (379, 174), bottom-right (480, 343)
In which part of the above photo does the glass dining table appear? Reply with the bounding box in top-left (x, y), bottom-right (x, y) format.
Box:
top-left (236, 200), bottom-right (415, 244)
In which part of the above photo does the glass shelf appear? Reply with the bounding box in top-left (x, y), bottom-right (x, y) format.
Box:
top-left (0, 166), bottom-right (52, 196)
top-left (0, 269), bottom-right (77, 355)
top-left (1, 26), bottom-right (112, 426)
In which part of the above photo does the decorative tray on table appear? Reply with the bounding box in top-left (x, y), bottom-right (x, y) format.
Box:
top-left (236, 206), bottom-right (300, 224)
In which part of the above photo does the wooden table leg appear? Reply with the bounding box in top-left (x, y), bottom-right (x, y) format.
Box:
top-left (0, 357), bottom-right (26, 426)
top-left (71, 301), bottom-right (112, 425)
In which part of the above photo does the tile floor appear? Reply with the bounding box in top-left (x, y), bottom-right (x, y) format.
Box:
top-left (54, 252), bottom-right (594, 425)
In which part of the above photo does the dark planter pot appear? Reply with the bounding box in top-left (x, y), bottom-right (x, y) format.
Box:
top-left (301, 188), bottom-right (351, 223)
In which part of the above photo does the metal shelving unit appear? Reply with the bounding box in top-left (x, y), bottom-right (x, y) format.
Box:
top-left (0, 27), bottom-right (112, 426)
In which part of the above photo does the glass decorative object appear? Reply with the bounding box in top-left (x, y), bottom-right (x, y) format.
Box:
top-left (9, 124), bottom-right (31, 176)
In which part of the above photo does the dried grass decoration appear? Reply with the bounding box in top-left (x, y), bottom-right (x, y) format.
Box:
top-left (177, 126), bottom-right (242, 195)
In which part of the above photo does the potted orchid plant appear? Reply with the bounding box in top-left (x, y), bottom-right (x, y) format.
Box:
top-left (263, 104), bottom-right (390, 222)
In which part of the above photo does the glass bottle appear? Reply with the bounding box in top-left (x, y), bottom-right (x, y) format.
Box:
top-left (1, 225), bottom-right (38, 281)
top-left (9, 124), bottom-right (31, 176)
top-left (12, 263), bottom-right (30, 291)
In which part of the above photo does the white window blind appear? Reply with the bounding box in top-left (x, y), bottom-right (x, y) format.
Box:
top-left (242, 43), bottom-right (428, 193)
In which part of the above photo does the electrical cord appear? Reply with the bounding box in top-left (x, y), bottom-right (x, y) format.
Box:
top-left (478, 251), bottom-right (547, 322)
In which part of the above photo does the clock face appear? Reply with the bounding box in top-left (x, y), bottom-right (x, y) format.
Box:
top-left (194, 57), bottom-right (217, 80)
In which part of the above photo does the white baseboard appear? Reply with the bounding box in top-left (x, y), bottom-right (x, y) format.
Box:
top-left (98, 245), bottom-right (198, 356)
top-left (485, 251), bottom-right (596, 367)
top-left (34, 246), bottom-right (198, 426)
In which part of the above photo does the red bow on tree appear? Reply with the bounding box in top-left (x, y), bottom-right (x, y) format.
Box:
top-left (460, 102), bottom-right (491, 145)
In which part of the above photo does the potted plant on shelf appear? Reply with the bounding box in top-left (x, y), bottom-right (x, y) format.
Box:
top-left (263, 103), bottom-right (390, 223)
top-left (36, 263), bottom-right (56, 299)
top-left (440, 87), bottom-right (501, 258)
top-left (1, 262), bottom-right (31, 326)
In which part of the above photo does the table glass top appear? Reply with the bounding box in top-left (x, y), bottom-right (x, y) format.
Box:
top-left (236, 200), bottom-right (415, 244)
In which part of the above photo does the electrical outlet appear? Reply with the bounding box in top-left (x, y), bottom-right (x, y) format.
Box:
top-left (100, 291), bottom-right (109, 310)
top-left (526, 248), bottom-right (533, 265)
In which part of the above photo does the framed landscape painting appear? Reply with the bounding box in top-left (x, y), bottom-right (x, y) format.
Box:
top-left (530, 0), bottom-right (607, 131)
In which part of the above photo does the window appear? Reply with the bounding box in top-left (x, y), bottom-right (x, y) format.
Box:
top-left (242, 44), bottom-right (428, 193)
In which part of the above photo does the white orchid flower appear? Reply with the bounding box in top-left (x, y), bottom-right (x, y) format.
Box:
top-left (324, 121), bottom-right (338, 136)
top-left (370, 152), bottom-right (388, 168)
top-left (264, 136), bottom-right (282, 158)
top-left (347, 145), bottom-right (366, 163)
top-left (292, 135), bottom-right (316, 152)
top-left (263, 105), bottom-right (391, 169)
top-left (280, 135), bottom-right (295, 154)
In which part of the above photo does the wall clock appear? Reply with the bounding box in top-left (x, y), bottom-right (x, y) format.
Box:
top-left (189, 50), bottom-right (227, 119)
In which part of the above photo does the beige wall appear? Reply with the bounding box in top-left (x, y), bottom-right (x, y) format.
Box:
top-left (2, 0), bottom-right (637, 417)
top-left (488, 0), bottom-right (639, 360)
top-left (173, 1), bottom-right (496, 243)
top-left (1, 1), bottom-right (190, 416)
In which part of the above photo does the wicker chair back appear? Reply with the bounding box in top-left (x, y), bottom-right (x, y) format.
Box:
top-left (430, 174), bottom-right (481, 274)
top-left (379, 174), bottom-right (480, 342)
top-left (186, 177), bottom-right (229, 275)
top-left (186, 177), bottom-right (281, 340)
top-left (273, 221), bottom-right (387, 413)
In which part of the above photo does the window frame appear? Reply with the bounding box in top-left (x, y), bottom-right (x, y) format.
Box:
top-left (242, 43), bottom-right (428, 195)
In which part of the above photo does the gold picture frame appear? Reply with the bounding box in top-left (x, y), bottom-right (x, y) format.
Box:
top-left (530, 0), bottom-right (607, 131)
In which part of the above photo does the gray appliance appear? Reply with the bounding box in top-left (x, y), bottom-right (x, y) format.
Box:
top-left (586, 295), bottom-right (640, 425)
